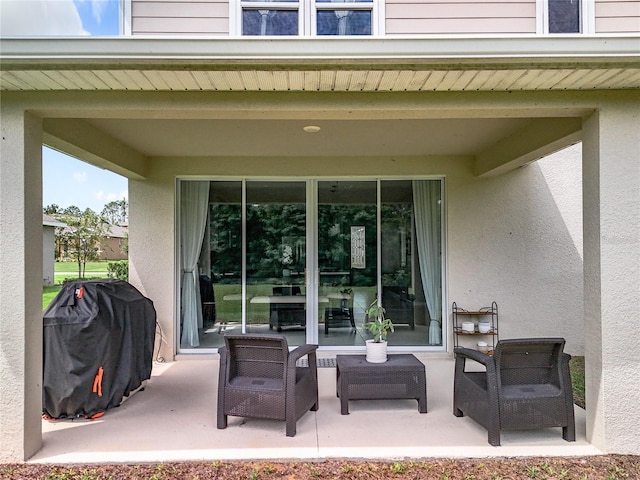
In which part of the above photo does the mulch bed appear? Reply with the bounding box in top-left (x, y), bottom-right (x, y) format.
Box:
top-left (2, 455), bottom-right (639, 480)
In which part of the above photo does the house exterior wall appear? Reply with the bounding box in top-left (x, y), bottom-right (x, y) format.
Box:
top-left (0, 107), bottom-right (44, 461)
top-left (99, 236), bottom-right (127, 261)
top-left (130, 0), bottom-right (640, 35)
top-left (595, 0), bottom-right (640, 33)
top-left (129, 144), bottom-right (584, 362)
top-left (1, 77), bottom-right (639, 461)
top-left (582, 103), bottom-right (640, 454)
top-left (132, 0), bottom-right (229, 35)
top-left (385, 0), bottom-right (537, 34)
top-left (448, 143), bottom-right (584, 352)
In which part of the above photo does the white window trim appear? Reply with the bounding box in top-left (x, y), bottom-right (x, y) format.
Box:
top-left (123, 0), bottom-right (132, 36)
top-left (231, 0), bottom-right (382, 36)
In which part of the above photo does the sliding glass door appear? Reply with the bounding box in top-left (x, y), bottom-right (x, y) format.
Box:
top-left (317, 181), bottom-right (377, 346)
top-left (245, 181), bottom-right (306, 346)
top-left (178, 178), bottom-right (444, 351)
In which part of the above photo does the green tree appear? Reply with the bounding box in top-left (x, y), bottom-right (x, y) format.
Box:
top-left (56, 207), bottom-right (108, 279)
top-left (43, 204), bottom-right (61, 215)
top-left (101, 199), bottom-right (128, 225)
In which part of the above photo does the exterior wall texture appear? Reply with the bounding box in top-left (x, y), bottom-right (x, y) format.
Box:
top-left (0, 107), bottom-right (44, 462)
top-left (582, 103), bottom-right (640, 453)
top-left (385, 0), bottom-right (537, 35)
top-left (132, 0), bottom-right (229, 35)
top-left (595, 0), bottom-right (640, 33)
top-left (130, 0), bottom-right (640, 35)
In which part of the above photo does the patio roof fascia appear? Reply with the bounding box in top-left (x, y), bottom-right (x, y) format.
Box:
top-left (1, 35), bottom-right (639, 68)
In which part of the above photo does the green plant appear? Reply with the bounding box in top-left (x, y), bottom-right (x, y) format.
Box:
top-left (107, 260), bottom-right (129, 280)
top-left (570, 356), bottom-right (585, 408)
top-left (365, 299), bottom-right (394, 343)
top-left (526, 465), bottom-right (539, 478)
top-left (248, 468), bottom-right (260, 480)
top-left (607, 466), bottom-right (627, 479)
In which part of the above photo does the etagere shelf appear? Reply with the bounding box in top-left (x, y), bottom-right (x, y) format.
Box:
top-left (452, 301), bottom-right (499, 352)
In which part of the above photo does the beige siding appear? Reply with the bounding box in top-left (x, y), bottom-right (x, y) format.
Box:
top-left (595, 0), bottom-right (640, 33)
top-left (132, 0), bottom-right (229, 35)
top-left (386, 0), bottom-right (537, 35)
top-left (128, 0), bottom-right (640, 36)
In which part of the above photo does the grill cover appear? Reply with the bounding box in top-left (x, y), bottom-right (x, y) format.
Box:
top-left (43, 279), bottom-right (156, 419)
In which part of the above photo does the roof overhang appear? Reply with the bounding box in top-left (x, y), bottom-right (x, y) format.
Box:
top-left (1, 36), bottom-right (638, 179)
top-left (2, 36), bottom-right (639, 92)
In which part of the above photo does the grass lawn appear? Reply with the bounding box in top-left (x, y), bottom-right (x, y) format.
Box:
top-left (570, 355), bottom-right (586, 408)
top-left (42, 286), bottom-right (62, 310)
top-left (55, 261), bottom-right (110, 272)
top-left (54, 261), bottom-right (113, 284)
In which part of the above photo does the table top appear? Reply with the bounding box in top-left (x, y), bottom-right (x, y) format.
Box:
top-left (336, 354), bottom-right (424, 370)
top-left (250, 295), bottom-right (329, 304)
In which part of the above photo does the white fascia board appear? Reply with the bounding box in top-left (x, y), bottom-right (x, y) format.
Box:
top-left (1, 36), bottom-right (639, 66)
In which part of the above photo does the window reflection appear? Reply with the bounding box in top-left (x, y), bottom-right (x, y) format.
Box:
top-left (317, 10), bottom-right (371, 35)
top-left (549, 0), bottom-right (580, 33)
top-left (243, 10), bottom-right (298, 35)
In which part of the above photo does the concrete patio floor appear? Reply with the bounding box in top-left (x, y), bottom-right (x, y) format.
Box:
top-left (32, 353), bottom-right (600, 464)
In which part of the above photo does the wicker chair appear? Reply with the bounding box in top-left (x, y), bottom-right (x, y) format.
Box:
top-left (453, 338), bottom-right (575, 446)
top-left (217, 333), bottom-right (318, 437)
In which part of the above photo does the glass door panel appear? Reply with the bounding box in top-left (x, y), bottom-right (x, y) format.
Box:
top-left (209, 182), bottom-right (244, 345)
top-left (245, 181), bottom-right (306, 346)
top-left (381, 180), bottom-right (442, 346)
top-left (318, 181), bottom-right (377, 346)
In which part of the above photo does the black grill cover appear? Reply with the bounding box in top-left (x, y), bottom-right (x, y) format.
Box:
top-left (43, 279), bottom-right (156, 419)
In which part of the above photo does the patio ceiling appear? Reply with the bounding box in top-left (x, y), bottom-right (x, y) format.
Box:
top-left (2, 36), bottom-right (639, 178)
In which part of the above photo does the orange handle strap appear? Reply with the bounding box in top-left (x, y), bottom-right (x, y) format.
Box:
top-left (92, 366), bottom-right (104, 397)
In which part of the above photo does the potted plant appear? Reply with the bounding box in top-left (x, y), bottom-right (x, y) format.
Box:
top-left (365, 299), bottom-right (394, 363)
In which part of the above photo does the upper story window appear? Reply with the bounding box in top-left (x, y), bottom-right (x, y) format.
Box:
top-left (547, 0), bottom-right (581, 33)
top-left (237, 0), bottom-right (377, 36)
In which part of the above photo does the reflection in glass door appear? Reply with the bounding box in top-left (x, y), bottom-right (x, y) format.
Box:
top-left (180, 178), bottom-right (443, 351)
top-left (380, 180), bottom-right (442, 347)
top-left (245, 181), bottom-right (307, 346)
top-left (318, 181), bottom-right (377, 346)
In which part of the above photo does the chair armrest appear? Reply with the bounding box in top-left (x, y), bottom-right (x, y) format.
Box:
top-left (288, 344), bottom-right (318, 364)
top-left (454, 347), bottom-right (492, 366)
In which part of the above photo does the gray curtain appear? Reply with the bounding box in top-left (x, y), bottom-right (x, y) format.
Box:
top-left (180, 181), bottom-right (210, 348)
top-left (412, 180), bottom-right (442, 345)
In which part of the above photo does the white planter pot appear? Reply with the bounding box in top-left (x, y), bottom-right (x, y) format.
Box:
top-left (365, 339), bottom-right (388, 363)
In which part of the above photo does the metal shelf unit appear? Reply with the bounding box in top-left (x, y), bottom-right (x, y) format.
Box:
top-left (452, 301), bottom-right (499, 352)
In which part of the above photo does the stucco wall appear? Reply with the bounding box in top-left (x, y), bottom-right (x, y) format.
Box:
top-left (129, 147), bottom-right (584, 360)
top-left (448, 143), bottom-right (584, 355)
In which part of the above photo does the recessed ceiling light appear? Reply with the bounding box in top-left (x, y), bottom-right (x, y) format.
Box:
top-left (303, 125), bottom-right (321, 133)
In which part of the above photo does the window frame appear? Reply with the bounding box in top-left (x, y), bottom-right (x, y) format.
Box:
top-left (231, 0), bottom-right (383, 37)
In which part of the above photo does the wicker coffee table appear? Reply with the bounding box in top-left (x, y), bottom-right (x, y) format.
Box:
top-left (336, 354), bottom-right (427, 414)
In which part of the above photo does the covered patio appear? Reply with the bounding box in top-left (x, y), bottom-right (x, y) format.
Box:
top-left (32, 354), bottom-right (598, 464)
top-left (1, 36), bottom-right (639, 461)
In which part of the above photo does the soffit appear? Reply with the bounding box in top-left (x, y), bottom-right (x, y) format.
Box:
top-left (2, 37), bottom-right (640, 92)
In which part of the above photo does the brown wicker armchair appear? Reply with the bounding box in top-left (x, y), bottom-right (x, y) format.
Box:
top-left (453, 338), bottom-right (575, 446)
top-left (217, 333), bottom-right (318, 437)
